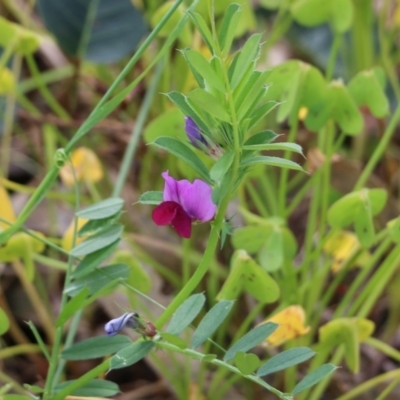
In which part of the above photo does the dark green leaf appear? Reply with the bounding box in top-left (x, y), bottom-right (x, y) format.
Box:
top-left (257, 347), bottom-right (315, 376)
top-left (65, 263), bottom-right (130, 296)
top-left (55, 379), bottom-right (119, 397)
top-left (191, 300), bottom-right (234, 349)
top-left (224, 322), bottom-right (278, 361)
top-left (110, 341), bottom-right (154, 369)
top-left (61, 335), bottom-right (132, 360)
top-left (291, 364), bottom-right (337, 395)
top-left (137, 191), bottom-right (163, 205)
top-left (38, 0), bottom-right (147, 62)
top-left (71, 224), bottom-right (124, 257)
top-left (152, 137), bottom-right (211, 183)
top-left (76, 198), bottom-right (124, 220)
top-left (73, 239), bottom-right (120, 278)
top-left (167, 293), bottom-right (206, 335)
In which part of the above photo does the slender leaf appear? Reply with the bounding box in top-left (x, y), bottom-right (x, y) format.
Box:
top-left (191, 300), bottom-right (234, 349)
top-left (291, 364), bottom-right (337, 395)
top-left (152, 137), bottom-right (211, 182)
top-left (54, 379), bottom-right (119, 397)
top-left (110, 341), bottom-right (154, 369)
top-left (224, 322), bottom-right (278, 361)
top-left (187, 89), bottom-right (231, 122)
top-left (78, 213), bottom-right (122, 237)
top-left (71, 224), bottom-right (124, 257)
top-left (61, 335), bottom-right (132, 360)
top-left (76, 198), bottom-right (124, 220)
top-left (210, 151), bottom-right (234, 183)
top-left (65, 263), bottom-right (130, 296)
top-left (73, 239), bottom-right (120, 278)
top-left (241, 156), bottom-right (303, 171)
top-left (218, 3), bottom-right (241, 54)
top-left (188, 11), bottom-right (216, 52)
top-left (257, 347), bottom-right (315, 376)
top-left (167, 293), bottom-right (206, 335)
top-left (243, 142), bottom-right (303, 155)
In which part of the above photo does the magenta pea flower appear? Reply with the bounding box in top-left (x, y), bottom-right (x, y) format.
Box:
top-left (152, 171), bottom-right (217, 238)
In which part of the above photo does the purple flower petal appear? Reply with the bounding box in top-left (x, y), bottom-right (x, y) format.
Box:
top-left (162, 171), bottom-right (189, 203)
top-left (152, 201), bottom-right (192, 238)
top-left (180, 179), bottom-right (217, 222)
top-left (185, 116), bottom-right (207, 148)
top-left (104, 312), bottom-right (139, 336)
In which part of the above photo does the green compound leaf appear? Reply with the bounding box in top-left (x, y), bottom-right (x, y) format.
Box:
top-left (76, 198), bottom-right (124, 220)
top-left (73, 239), bottom-right (120, 279)
top-left (65, 263), bottom-right (130, 296)
top-left (167, 293), bottom-right (206, 335)
top-left (78, 213), bottom-right (122, 237)
top-left (257, 347), bottom-right (315, 377)
top-left (188, 11), bottom-right (216, 53)
top-left (291, 363), bottom-right (337, 395)
top-left (55, 379), bottom-right (120, 397)
top-left (224, 322), bottom-right (278, 361)
top-left (184, 49), bottom-right (225, 92)
top-left (56, 288), bottom-right (89, 328)
top-left (241, 156), bottom-right (303, 172)
top-left (191, 300), bottom-right (234, 349)
top-left (152, 137), bottom-right (211, 183)
top-left (110, 341), bottom-right (155, 370)
top-left (234, 352), bottom-right (261, 375)
top-left (61, 335), bottom-right (132, 360)
top-left (348, 68), bottom-right (389, 118)
top-left (71, 224), bottom-right (124, 257)
top-left (137, 191), bottom-right (164, 205)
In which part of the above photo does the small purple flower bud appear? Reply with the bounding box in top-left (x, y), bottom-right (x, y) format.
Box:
top-left (185, 116), bottom-right (208, 149)
top-left (104, 312), bottom-right (139, 336)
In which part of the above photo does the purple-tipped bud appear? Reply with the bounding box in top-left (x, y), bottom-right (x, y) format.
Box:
top-left (185, 117), bottom-right (208, 149)
top-left (184, 116), bottom-right (224, 159)
top-left (104, 312), bottom-right (139, 336)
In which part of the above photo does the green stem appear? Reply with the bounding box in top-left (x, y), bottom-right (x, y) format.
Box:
top-left (25, 53), bottom-right (71, 120)
top-left (354, 102), bottom-right (400, 190)
top-left (326, 33), bottom-right (342, 81)
top-left (113, 60), bottom-right (164, 197)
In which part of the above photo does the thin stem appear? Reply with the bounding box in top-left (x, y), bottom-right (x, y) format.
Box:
top-left (25, 53), bottom-right (71, 120)
top-left (326, 33), bottom-right (342, 80)
top-left (113, 60), bottom-right (164, 197)
top-left (354, 102), bottom-right (400, 190)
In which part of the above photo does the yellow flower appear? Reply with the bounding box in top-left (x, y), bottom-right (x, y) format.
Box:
top-left (59, 147), bottom-right (103, 187)
top-left (261, 305), bottom-right (310, 347)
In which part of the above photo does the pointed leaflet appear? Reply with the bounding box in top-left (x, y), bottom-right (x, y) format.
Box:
top-left (230, 34), bottom-right (262, 89)
top-left (191, 300), bottom-right (234, 349)
top-left (65, 264), bottom-right (130, 296)
top-left (257, 347), bottom-right (315, 377)
top-left (224, 322), bottom-right (278, 361)
top-left (56, 288), bottom-right (89, 328)
top-left (76, 198), bottom-right (124, 220)
top-left (78, 213), bottom-right (122, 237)
top-left (243, 142), bottom-right (303, 155)
top-left (71, 224), bottom-right (124, 257)
top-left (110, 341), bottom-right (155, 370)
top-left (291, 364), bottom-right (337, 395)
top-left (62, 335), bottom-right (132, 360)
top-left (210, 151), bottom-right (234, 183)
top-left (241, 156), bottom-right (303, 172)
top-left (218, 3), bottom-right (241, 54)
top-left (54, 379), bottom-right (119, 397)
top-left (188, 12), bottom-right (216, 53)
top-left (152, 137), bottom-right (211, 183)
top-left (167, 293), bottom-right (206, 335)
